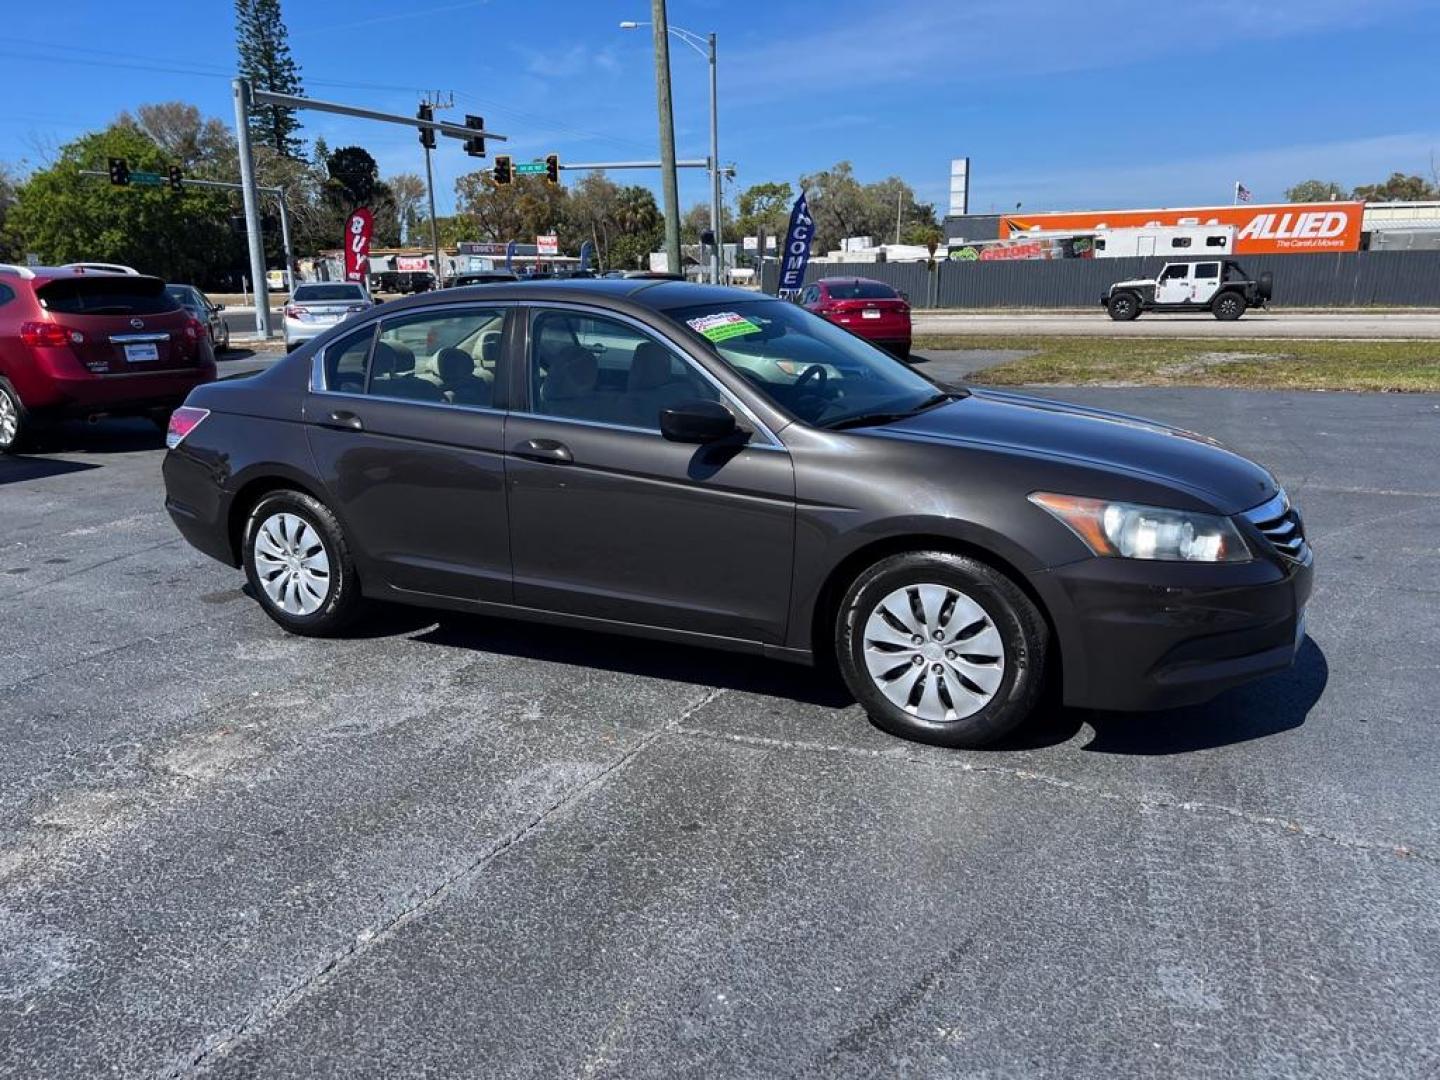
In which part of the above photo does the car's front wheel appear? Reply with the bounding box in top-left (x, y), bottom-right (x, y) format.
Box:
top-left (835, 551), bottom-right (1049, 747)
top-left (243, 489), bottom-right (364, 636)
top-left (1106, 292), bottom-right (1141, 321)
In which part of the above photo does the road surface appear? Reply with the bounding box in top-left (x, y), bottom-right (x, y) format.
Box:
top-left (914, 310), bottom-right (1440, 338)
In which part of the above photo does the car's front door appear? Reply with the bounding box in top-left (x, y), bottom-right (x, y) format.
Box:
top-left (305, 304), bottom-right (514, 601)
top-left (1156, 263), bottom-right (1192, 304)
top-left (505, 305), bottom-right (796, 644)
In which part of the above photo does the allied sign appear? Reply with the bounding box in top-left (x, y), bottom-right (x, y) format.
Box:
top-left (343, 208), bottom-right (374, 281)
top-left (777, 192), bottom-right (815, 296)
top-left (999, 201), bottom-right (1365, 255)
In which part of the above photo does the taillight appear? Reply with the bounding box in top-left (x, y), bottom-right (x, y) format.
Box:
top-left (180, 316), bottom-right (206, 340)
top-left (20, 321), bottom-right (77, 348)
top-left (166, 406), bottom-right (210, 449)
top-left (285, 305), bottom-right (308, 319)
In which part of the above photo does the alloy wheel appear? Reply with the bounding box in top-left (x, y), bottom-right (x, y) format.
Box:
top-left (861, 583), bottom-right (1006, 722)
top-left (253, 511), bottom-right (331, 616)
top-left (0, 389), bottom-right (18, 448)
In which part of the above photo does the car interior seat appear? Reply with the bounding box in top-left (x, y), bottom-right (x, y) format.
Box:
top-left (370, 341), bottom-right (444, 402)
top-left (435, 347), bottom-right (493, 407)
top-left (624, 341), bottom-right (699, 428)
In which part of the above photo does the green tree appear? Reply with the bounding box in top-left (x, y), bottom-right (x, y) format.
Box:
top-left (1285, 179), bottom-right (1345, 202)
top-left (735, 180), bottom-right (793, 241)
top-left (1351, 172), bottom-right (1439, 202)
top-left (118, 103), bottom-right (233, 171)
top-left (607, 185), bottom-right (662, 270)
top-left (0, 162), bottom-right (18, 261)
top-left (797, 162), bottom-right (937, 252)
top-left (7, 124), bottom-right (238, 283)
top-left (235, 0), bottom-right (305, 157)
top-left (453, 170), bottom-right (567, 247)
top-left (388, 173), bottom-right (427, 245)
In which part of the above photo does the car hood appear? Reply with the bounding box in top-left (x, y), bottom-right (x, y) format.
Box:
top-left (873, 388), bottom-right (1277, 514)
top-left (1109, 278), bottom-right (1153, 290)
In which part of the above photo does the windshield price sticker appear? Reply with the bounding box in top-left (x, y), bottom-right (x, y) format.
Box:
top-left (687, 312), bottom-right (760, 342)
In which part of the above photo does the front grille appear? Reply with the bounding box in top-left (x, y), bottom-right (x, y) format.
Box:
top-left (1243, 490), bottom-right (1307, 560)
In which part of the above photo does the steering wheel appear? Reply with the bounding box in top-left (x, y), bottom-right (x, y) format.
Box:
top-left (793, 363), bottom-right (828, 395)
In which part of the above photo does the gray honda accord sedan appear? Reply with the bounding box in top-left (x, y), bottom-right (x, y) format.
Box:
top-left (162, 280), bottom-right (1312, 747)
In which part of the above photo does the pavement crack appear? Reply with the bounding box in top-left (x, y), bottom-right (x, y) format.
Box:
top-left (668, 726), bottom-right (1436, 868)
top-left (159, 686), bottom-right (728, 1079)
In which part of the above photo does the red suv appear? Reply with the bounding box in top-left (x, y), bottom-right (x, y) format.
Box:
top-left (800, 277), bottom-right (912, 359)
top-left (0, 265), bottom-right (216, 452)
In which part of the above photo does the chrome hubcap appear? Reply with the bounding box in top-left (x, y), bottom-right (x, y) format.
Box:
top-left (0, 390), bottom-right (17, 446)
top-left (862, 583), bottom-right (1006, 722)
top-left (253, 512), bottom-right (331, 616)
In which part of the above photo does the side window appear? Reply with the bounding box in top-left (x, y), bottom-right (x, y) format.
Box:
top-left (1160, 264), bottom-right (1189, 281)
top-left (1171, 236), bottom-right (1192, 248)
top-left (371, 307), bottom-right (506, 407)
top-left (1193, 262), bottom-right (1220, 280)
top-left (1205, 235), bottom-right (1227, 248)
top-left (529, 309), bottom-right (720, 431)
top-left (1094, 238), bottom-right (1106, 250)
top-left (0, 283), bottom-right (14, 307)
top-left (322, 325), bottom-right (376, 394)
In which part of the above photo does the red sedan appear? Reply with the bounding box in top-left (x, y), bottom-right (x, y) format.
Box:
top-left (799, 277), bottom-right (912, 359)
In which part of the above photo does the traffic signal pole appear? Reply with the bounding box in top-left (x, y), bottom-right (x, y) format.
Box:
top-left (232, 79), bottom-right (272, 337)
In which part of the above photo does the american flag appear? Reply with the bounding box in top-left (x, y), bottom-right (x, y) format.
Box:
top-left (1235, 182), bottom-right (1253, 203)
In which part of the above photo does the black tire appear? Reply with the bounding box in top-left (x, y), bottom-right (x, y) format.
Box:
top-left (285, 341), bottom-right (299, 353)
top-left (1212, 291), bottom-right (1246, 321)
top-left (891, 342), bottom-right (912, 361)
top-left (1106, 292), bottom-right (1141, 321)
top-left (1257, 271), bottom-right (1274, 302)
top-left (0, 379), bottom-right (28, 454)
top-left (835, 551), bottom-right (1049, 748)
top-left (242, 489), bottom-right (365, 636)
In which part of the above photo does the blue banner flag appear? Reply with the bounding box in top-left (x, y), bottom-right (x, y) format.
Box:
top-left (777, 192), bottom-right (815, 297)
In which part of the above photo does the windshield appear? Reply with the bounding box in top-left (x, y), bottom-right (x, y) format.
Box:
top-left (825, 280), bottom-right (897, 300)
top-left (665, 299), bottom-right (942, 427)
top-left (293, 284), bottom-right (366, 301)
top-left (165, 286), bottom-right (202, 310)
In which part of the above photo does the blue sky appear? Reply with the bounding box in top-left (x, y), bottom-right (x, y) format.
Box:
top-left (4, 0), bottom-right (1439, 217)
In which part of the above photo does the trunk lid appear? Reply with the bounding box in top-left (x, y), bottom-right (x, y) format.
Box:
top-left (36, 275), bottom-right (199, 374)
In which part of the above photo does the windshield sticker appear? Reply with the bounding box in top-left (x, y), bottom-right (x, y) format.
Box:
top-left (686, 311), bottom-right (760, 342)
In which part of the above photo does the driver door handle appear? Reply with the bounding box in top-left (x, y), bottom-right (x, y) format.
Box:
top-left (513, 437), bottom-right (573, 464)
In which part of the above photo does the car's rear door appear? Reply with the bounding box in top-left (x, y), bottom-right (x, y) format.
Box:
top-left (304, 303), bottom-right (514, 601)
top-left (504, 304), bottom-right (796, 644)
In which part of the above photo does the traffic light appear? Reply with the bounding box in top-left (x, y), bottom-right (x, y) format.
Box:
top-left (108, 157), bottom-right (130, 186)
top-left (544, 153), bottom-right (559, 185)
top-left (463, 114), bottom-right (485, 158)
top-left (167, 165), bottom-right (184, 192)
top-left (493, 155), bottom-right (512, 186)
top-left (417, 103), bottom-right (435, 149)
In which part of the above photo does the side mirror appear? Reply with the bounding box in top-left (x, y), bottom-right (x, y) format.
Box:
top-left (660, 399), bottom-right (738, 443)
top-left (213, 304), bottom-right (225, 311)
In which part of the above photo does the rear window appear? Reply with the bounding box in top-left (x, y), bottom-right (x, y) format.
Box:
top-left (825, 281), bottom-right (897, 300)
top-left (293, 284), bottom-right (367, 301)
top-left (38, 276), bottom-right (178, 315)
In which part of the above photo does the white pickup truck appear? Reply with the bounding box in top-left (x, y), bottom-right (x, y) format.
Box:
top-left (1102, 260), bottom-right (1274, 321)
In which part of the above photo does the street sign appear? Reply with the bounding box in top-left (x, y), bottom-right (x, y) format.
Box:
top-left (128, 171), bottom-right (165, 187)
top-left (514, 162), bottom-right (547, 175)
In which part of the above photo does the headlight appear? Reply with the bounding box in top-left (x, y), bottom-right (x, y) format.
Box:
top-left (1028, 492), bottom-right (1251, 563)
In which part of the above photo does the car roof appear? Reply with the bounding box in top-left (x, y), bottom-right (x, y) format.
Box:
top-left (815, 276), bottom-right (892, 285)
top-left (369, 278), bottom-right (765, 315)
top-left (0, 264), bottom-right (154, 284)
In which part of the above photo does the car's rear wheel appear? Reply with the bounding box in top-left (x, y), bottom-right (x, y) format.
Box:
top-left (1212, 291), bottom-right (1246, 321)
top-left (1106, 292), bottom-right (1140, 321)
top-left (835, 551), bottom-right (1048, 747)
top-left (0, 380), bottom-right (28, 454)
top-left (243, 490), bottom-right (364, 636)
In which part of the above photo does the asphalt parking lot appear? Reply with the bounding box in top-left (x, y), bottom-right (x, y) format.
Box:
top-left (3, 378), bottom-right (1438, 1078)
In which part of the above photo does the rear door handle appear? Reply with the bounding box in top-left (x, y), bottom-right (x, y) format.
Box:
top-left (322, 409), bottom-right (364, 431)
top-left (513, 437), bottom-right (573, 464)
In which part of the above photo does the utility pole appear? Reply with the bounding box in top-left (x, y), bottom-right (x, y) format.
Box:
top-left (895, 187), bottom-right (903, 244)
top-left (707, 32), bottom-right (721, 285)
top-left (420, 92), bottom-right (452, 285)
top-left (651, 0), bottom-right (681, 275)
top-left (231, 79), bottom-right (271, 337)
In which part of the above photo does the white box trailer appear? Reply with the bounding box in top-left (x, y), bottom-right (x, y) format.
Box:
top-left (1089, 223), bottom-right (1236, 258)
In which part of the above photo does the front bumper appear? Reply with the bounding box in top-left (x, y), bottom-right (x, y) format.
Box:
top-left (1033, 548), bottom-right (1314, 712)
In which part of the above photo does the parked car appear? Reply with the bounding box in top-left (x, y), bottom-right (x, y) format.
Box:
top-left (443, 271), bottom-right (519, 288)
top-left (165, 284), bottom-right (230, 352)
top-left (800, 277), bottom-right (912, 359)
top-left (163, 280), bottom-right (1311, 749)
top-left (0, 264), bottom-right (216, 452)
top-left (282, 282), bottom-right (373, 351)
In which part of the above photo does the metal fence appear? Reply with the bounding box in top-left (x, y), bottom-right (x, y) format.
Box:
top-left (761, 250), bottom-right (1440, 308)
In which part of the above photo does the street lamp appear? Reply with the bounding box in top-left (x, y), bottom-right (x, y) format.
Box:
top-left (621, 19), bottom-right (721, 285)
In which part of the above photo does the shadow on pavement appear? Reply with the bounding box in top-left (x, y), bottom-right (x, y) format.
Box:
top-left (6, 419), bottom-right (164, 458)
top-left (0, 454), bottom-right (103, 485)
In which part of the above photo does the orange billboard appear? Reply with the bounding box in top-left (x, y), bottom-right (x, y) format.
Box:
top-left (1000, 201), bottom-right (1364, 255)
